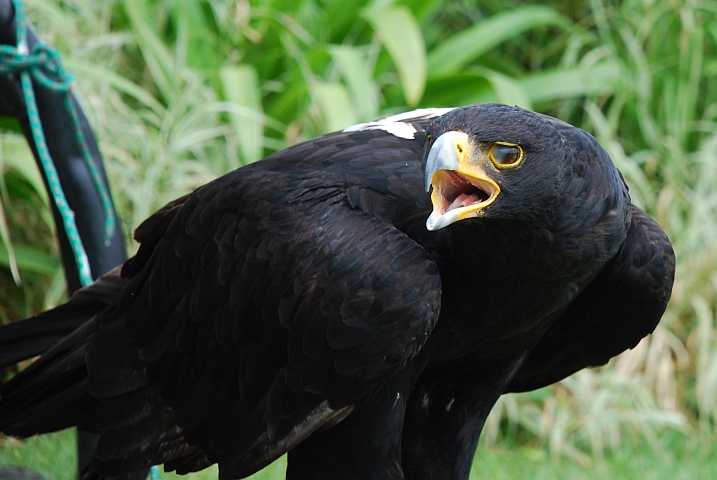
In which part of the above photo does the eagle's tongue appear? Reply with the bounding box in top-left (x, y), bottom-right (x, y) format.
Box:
top-left (446, 193), bottom-right (480, 213)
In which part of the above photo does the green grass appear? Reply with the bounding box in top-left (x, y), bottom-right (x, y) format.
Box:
top-left (0, 431), bottom-right (75, 480)
top-left (3, 430), bottom-right (717, 480)
top-left (0, 429), bottom-right (282, 480)
top-left (471, 433), bottom-right (717, 480)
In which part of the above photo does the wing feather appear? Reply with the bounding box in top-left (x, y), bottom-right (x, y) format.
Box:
top-left (83, 128), bottom-right (441, 477)
top-left (507, 205), bottom-right (675, 392)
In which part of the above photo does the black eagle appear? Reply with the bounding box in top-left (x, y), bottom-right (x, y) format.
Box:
top-left (0, 104), bottom-right (674, 480)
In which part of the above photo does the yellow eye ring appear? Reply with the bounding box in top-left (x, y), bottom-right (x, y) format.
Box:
top-left (489, 142), bottom-right (523, 168)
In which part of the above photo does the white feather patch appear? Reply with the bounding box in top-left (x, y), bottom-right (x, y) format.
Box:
top-left (343, 108), bottom-right (456, 139)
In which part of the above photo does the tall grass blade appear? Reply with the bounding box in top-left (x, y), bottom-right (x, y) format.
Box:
top-left (121, 0), bottom-right (177, 103)
top-left (167, 0), bottom-right (223, 71)
top-left (470, 67), bottom-right (532, 110)
top-left (519, 59), bottom-right (622, 104)
top-left (0, 202), bottom-right (19, 283)
top-left (311, 82), bottom-right (357, 132)
top-left (329, 46), bottom-right (380, 121)
top-left (693, 293), bottom-right (717, 431)
top-left (63, 59), bottom-right (166, 116)
top-left (1, 136), bottom-right (49, 205)
top-left (364, 5), bottom-right (427, 105)
top-left (0, 243), bottom-right (61, 277)
top-left (427, 6), bottom-right (570, 79)
top-left (220, 65), bottom-right (264, 165)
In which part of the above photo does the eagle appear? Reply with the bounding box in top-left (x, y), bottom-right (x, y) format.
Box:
top-left (0, 103), bottom-right (674, 480)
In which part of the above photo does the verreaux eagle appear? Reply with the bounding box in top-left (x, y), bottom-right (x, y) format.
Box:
top-left (0, 103), bottom-right (675, 480)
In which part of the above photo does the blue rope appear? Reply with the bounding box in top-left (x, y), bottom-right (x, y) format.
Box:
top-left (149, 465), bottom-right (161, 480)
top-left (0, 0), bottom-right (117, 286)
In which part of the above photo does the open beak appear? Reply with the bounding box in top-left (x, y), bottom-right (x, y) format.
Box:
top-left (424, 131), bottom-right (500, 231)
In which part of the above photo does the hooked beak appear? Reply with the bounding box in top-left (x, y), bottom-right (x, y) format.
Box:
top-left (424, 131), bottom-right (500, 231)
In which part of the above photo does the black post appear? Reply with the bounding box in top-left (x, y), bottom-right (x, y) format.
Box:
top-left (0, 1), bottom-right (145, 479)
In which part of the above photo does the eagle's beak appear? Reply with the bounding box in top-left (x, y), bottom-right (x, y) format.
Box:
top-left (424, 131), bottom-right (500, 231)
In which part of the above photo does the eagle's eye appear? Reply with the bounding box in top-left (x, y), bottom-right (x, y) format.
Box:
top-left (489, 143), bottom-right (523, 168)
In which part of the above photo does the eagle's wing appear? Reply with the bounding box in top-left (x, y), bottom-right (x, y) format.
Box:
top-left (506, 205), bottom-right (675, 392)
top-left (87, 129), bottom-right (442, 477)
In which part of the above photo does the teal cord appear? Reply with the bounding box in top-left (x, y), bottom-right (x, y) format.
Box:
top-left (19, 64), bottom-right (94, 286)
top-left (149, 466), bottom-right (160, 480)
top-left (0, 0), bottom-right (117, 286)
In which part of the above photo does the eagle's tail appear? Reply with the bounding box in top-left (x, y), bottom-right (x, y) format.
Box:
top-left (0, 267), bottom-right (125, 437)
top-left (0, 268), bottom-right (210, 477)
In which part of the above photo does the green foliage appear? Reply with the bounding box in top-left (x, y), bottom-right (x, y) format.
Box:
top-left (1, 0), bottom-right (717, 476)
top-left (365, 5), bottom-right (427, 105)
top-left (0, 431), bottom-right (282, 480)
top-left (470, 432), bottom-right (717, 479)
top-left (3, 428), bottom-right (717, 480)
top-left (0, 430), bottom-right (75, 480)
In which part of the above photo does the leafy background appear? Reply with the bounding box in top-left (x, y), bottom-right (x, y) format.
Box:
top-left (2, 0), bottom-right (717, 478)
